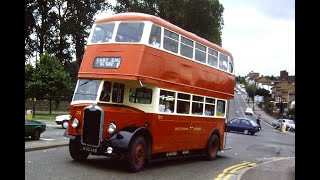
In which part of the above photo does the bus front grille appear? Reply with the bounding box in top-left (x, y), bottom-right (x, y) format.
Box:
top-left (81, 108), bottom-right (102, 147)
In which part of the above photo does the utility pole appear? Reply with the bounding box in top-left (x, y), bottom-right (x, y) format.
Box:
top-left (32, 32), bottom-right (38, 118)
top-left (253, 81), bottom-right (256, 110)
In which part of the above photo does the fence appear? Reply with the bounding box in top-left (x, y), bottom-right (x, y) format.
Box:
top-left (25, 100), bottom-right (70, 112)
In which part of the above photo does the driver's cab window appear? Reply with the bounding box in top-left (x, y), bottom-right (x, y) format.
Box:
top-left (112, 83), bottom-right (125, 103)
top-left (99, 81), bottom-right (112, 102)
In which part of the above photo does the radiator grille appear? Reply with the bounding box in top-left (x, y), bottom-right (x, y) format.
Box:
top-left (82, 108), bottom-right (102, 146)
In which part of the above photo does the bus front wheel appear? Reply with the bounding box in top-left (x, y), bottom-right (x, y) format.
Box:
top-left (206, 134), bottom-right (220, 160)
top-left (127, 136), bottom-right (147, 173)
top-left (69, 139), bottom-right (89, 161)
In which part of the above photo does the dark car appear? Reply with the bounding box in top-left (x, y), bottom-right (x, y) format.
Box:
top-left (226, 117), bottom-right (261, 135)
top-left (25, 119), bottom-right (47, 140)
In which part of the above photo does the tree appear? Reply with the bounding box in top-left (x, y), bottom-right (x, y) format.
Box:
top-left (245, 84), bottom-right (256, 99)
top-left (64, 0), bottom-right (110, 68)
top-left (255, 88), bottom-right (271, 98)
top-left (25, 63), bottom-right (35, 99)
top-left (113, 0), bottom-right (224, 45)
top-left (35, 52), bottom-right (73, 114)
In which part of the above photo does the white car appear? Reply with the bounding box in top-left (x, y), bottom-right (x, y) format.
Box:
top-left (273, 119), bottom-right (295, 131)
top-left (244, 108), bottom-right (253, 116)
top-left (55, 115), bottom-right (71, 129)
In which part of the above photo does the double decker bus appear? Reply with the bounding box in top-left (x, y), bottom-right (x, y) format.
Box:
top-left (65, 12), bottom-right (235, 172)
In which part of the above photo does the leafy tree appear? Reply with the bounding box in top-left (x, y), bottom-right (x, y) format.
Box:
top-left (245, 84), bottom-right (257, 99)
top-left (64, 0), bottom-right (110, 68)
top-left (255, 88), bottom-right (271, 98)
top-left (113, 0), bottom-right (224, 45)
top-left (25, 63), bottom-right (35, 99)
top-left (236, 75), bottom-right (246, 85)
top-left (35, 52), bottom-right (72, 114)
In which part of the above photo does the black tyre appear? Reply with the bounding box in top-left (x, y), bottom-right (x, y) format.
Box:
top-left (206, 134), bottom-right (220, 160)
top-left (127, 136), bottom-right (147, 173)
top-left (69, 139), bottom-right (89, 161)
top-left (31, 129), bottom-right (41, 140)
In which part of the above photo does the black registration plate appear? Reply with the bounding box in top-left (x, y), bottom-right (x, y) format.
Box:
top-left (82, 146), bottom-right (98, 153)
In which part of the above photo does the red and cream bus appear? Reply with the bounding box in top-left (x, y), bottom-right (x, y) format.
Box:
top-left (65, 12), bottom-right (235, 172)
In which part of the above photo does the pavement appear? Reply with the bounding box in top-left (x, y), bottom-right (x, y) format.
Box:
top-left (238, 97), bottom-right (295, 180)
top-left (25, 98), bottom-right (295, 179)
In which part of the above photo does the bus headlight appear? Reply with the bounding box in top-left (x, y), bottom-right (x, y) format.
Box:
top-left (71, 118), bottom-right (79, 128)
top-left (108, 123), bottom-right (116, 133)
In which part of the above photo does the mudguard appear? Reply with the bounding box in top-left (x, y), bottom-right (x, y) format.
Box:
top-left (109, 127), bottom-right (151, 151)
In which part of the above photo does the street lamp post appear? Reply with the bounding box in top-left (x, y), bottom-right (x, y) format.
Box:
top-left (253, 82), bottom-right (256, 111)
top-left (32, 32), bottom-right (39, 118)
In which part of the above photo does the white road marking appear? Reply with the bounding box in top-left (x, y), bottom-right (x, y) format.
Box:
top-left (40, 138), bottom-right (55, 141)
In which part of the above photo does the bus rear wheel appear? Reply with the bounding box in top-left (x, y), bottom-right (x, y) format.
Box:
top-left (206, 134), bottom-right (220, 160)
top-left (127, 136), bottom-right (147, 173)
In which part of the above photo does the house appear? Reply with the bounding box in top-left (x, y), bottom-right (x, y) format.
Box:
top-left (254, 76), bottom-right (273, 93)
top-left (271, 81), bottom-right (295, 109)
top-left (245, 71), bottom-right (260, 85)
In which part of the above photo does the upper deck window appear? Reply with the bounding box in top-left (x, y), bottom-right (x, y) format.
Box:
top-left (180, 36), bottom-right (194, 59)
top-left (195, 43), bottom-right (206, 63)
top-left (208, 48), bottom-right (218, 68)
top-left (149, 24), bottom-right (161, 48)
top-left (219, 53), bottom-right (228, 71)
top-left (163, 29), bottom-right (179, 53)
top-left (90, 23), bottom-right (115, 43)
top-left (228, 58), bottom-right (234, 73)
top-left (73, 79), bottom-right (101, 101)
top-left (115, 22), bottom-right (144, 43)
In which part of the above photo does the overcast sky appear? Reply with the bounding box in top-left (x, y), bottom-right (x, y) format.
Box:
top-left (96, 0), bottom-right (295, 77)
top-left (219, 0), bottom-right (295, 77)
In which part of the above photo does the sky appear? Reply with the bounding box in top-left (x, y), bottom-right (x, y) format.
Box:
top-left (219, 0), bottom-right (295, 77)
top-left (96, 0), bottom-right (295, 77)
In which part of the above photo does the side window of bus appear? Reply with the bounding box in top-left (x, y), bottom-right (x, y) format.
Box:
top-left (205, 97), bottom-right (215, 116)
top-left (149, 24), bottom-right (161, 48)
top-left (208, 48), bottom-right (218, 68)
top-left (129, 88), bottom-right (153, 104)
top-left (216, 100), bottom-right (226, 117)
top-left (192, 95), bottom-right (204, 115)
top-left (163, 29), bottom-right (179, 53)
top-left (195, 43), bottom-right (206, 63)
top-left (159, 90), bottom-right (175, 113)
top-left (177, 93), bottom-right (191, 114)
top-left (112, 83), bottom-right (125, 103)
top-left (229, 58), bottom-right (233, 73)
top-left (180, 36), bottom-right (193, 59)
top-left (100, 81), bottom-right (112, 102)
top-left (219, 53), bottom-right (228, 71)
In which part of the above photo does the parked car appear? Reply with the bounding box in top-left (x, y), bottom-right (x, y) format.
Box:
top-left (272, 119), bottom-right (295, 131)
top-left (25, 119), bottom-right (47, 140)
top-left (55, 115), bottom-right (71, 129)
top-left (226, 117), bottom-right (261, 135)
top-left (244, 108), bottom-right (253, 115)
